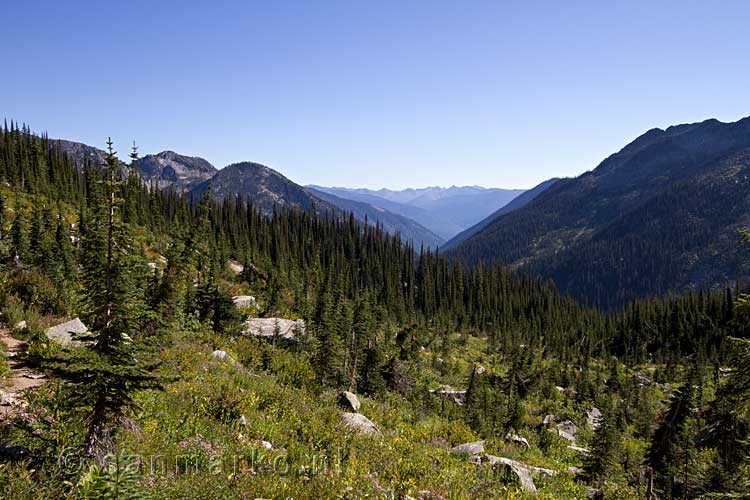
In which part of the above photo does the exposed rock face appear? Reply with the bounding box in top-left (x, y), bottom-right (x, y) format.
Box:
top-left (136, 151), bottom-right (217, 191)
top-left (241, 318), bottom-right (306, 342)
top-left (45, 318), bottom-right (88, 347)
top-left (587, 407), bottom-right (602, 429)
top-left (53, 140), bottom-right (110, 169)
top-left (341, 412), bottom-right (382, 437)
top-left (556, 420), bottom-right (578, 442)
top-left (232, 296), bottom-right (258, 310)
top-left (450, 441), bottom-right (485, 455)
top-left (338, 391), bottom-right (361, 413)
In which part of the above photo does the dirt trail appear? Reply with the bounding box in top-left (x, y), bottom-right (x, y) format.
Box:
top-left (0, 328), bottom-right (46, 418)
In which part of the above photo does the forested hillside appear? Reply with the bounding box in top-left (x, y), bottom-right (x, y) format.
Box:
top-left (443, 177), bottom-right (560, 250)
top-left (448, 116), bottom-right (750, 309)
top-left (1, 121), bottom-right (749, 499)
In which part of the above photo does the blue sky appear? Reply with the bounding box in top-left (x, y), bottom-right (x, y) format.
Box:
top-left (3, 1), bottom-right (749, 189)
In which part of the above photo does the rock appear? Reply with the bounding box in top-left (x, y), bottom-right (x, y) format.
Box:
top-left (477, 455), bottom-right (540, 492)
top-left (260, 440), bottom-right (273, 450)
top-left (556, 428), bottom-right (576, 443)
top-left (45, 318), bottom-right (88, 347)
top-left (542, 414), bottom-right (559, 426)
top-left (233, 295), bottom-right (258, 310)
top-left (338, 391), bottom-right (361, 412)
top-left (239, 415), bottom-right (248, 427)
top-left (556, 420), bottom-right (578, 442)
top-left (474, 364), bottom-right (486, 375)
top-left (242, 318), bottom-right (306, 343)
top-left (14, 321), bottom-right (26, 330)
top-left (505, 433), bottom-right (531, 449)
top-left (586, 486), bottom-right (603, 499)
top-left (566, 466), bottom-right (585, 475)
top-left (568, 445), bottom-right (590, 455)
top-left (430, 385), bottom-right (467, 406)
top-left (211, 350), bottom-right (233, 362)
top-left (450, 440), bottom-right (484, 455)
top-left (633, 373), bottom-right (652, 387)
top-left (227, 260), bottom-right (244, 274)
top-left (555, 386), bottom-right (565, 392)
top-left (341, 412), bottom-right (382, 437)
top-left (586, 407), bottom-right (602, 430)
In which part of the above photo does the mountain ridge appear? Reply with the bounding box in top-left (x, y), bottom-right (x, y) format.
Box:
top-left (447, 115), bottom-right (750, 308)
top-left (309, 185), bottom-right (526, 239)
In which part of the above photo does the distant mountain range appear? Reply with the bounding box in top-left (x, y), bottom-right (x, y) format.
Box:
top-left (443, 178), bottom-right (559, 250)
top-left (307, 185), bottom-right (526, 240)
top-left (54, 141), bottom-right (445, 248)
top-left (48, 115), bottom-right (750, 308)
top-left (448, 116), bottom-right (750, 309)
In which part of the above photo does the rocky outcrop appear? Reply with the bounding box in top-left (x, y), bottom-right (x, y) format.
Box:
top-left (341, 412), bottom-right (382, 437)
top-left (241, 318), bottom-right (305, 343)
top-left (338, 391), bottom-right (361, 413)
top-left (211, 350), bottom-right (233, 362)
top-left (227, 260), bottom-right (244, 274)
top-left (505, 433), bottom-right (531, 449)
top-left (136, 151), bottom-right (216, 191)
top-left (233, 296), bottom-right (258, 310)
top-left (568, 445), bottom-right (591, 455)
top-left (45, 318), bottom-right (88, 347)
top-left (587, 407), bottom-right (602, 429)
top-left (430, 385), bottom-right (466, 405)
top-left (450, 441), bottom-right (484, 455)
top-left (471, 455), bottom-right (557, 492)
top-left (555, 420), bottom-right (578, 442)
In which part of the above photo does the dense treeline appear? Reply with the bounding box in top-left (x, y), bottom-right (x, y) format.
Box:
top-left (0, 122), bottom-right (744, 369)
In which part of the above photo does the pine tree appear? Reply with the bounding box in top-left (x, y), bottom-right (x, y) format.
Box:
top-left (49, 139), bottom-right (159, 465)
top-left (647, 378), bottom-right (695, 498)
top-left (702, 335), bottom-right (750, 493)
top-left (585, 399), bottom-right (621, 483)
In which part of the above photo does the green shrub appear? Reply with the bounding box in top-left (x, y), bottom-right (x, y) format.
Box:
top-left (1, 296), bottom-right (25, 328)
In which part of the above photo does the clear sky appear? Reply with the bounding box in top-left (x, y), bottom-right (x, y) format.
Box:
top-left (3, 1), bottom-right (749, 189)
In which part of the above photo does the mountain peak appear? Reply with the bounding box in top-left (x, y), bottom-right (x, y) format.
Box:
top-left (137, 151), bottom-right (216, 190)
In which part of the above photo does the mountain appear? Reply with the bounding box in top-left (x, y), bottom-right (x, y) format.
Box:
top-left (191, 162), bottom-right (444, 247)
top-left (191, 162), bottom-right (326, 212)
top-left (309, 189), bottom-right (444, 248)
top-left (53, 139), bottom-right (112, 168)
top-left (443, 177), bottom-right (559, 250)
top-left (309, 185), bottom-right (526, 240)
top-left (136, 151), bottom-right (216, 190)
top-left (53, 141), bottom-right (215, 191)
top-left (448, 116), bottom-right (750, 309)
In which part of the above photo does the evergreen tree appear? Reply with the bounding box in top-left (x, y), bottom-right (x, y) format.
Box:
top-left (647, 378), bottom-right (696, 498)
top-left (585, 399), bottom-right (621, 483)
top-left (49, 139), bottom-right (159, 465)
